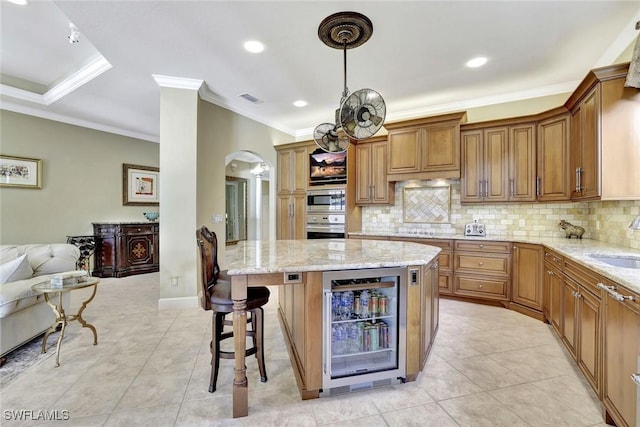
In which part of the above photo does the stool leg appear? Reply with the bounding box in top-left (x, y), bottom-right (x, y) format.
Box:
top-left (210, 312), bottom-right (223, 393)
top-left (250, 310), bottom-right (258, 354)
top-left (255, 307), bottom-right (267, 383)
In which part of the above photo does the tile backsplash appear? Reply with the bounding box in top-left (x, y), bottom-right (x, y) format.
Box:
top-left (361, 180), bottom-right (640, 249)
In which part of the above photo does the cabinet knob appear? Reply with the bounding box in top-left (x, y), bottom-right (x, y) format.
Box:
top-left (137, 228), bottom-right (141, 232)
top-left (478, 284), bottom-right (483, 288)
top-left (478, 262), bottom-right (484, 266)
top-left (479, 244), bottom-right (484, 248)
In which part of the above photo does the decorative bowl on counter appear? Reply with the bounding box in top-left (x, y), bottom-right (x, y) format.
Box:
top-left (143, 212), bottom-right (159, 222)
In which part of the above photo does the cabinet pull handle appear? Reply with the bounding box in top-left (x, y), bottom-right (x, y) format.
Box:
top-left (536, 176), bottom-right (541, 197)
top-left (575, 167), bottom-right (584, 192)
top-left (632, 373), bottom-right (640, 385)
top-left (432, 262), bottom-right (439, 270)
top-left (510, 179), bottom-right (514, 197)
top-left (597, 283), bottom-right (635, 302)
top-left (547, 270), bottom-right (554, 276)
top-left (484, 180), bottom-right (489, 198)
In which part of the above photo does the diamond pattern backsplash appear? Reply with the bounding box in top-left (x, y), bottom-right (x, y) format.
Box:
top-left (403, 185), bottom-right (450, 223)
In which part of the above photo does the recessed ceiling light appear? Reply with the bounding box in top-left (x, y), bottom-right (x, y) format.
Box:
top-left (244, 40), bottom-right (264, 53)
top-left (466, 57), bottom-right (488, 68)
top-left (293, 100), bottom-right (307, 107)
top-left (7, 0), bottom-right (28, 5)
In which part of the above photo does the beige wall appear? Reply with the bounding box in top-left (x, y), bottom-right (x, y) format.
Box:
top-left (0, 110), bottom-right (159, 244)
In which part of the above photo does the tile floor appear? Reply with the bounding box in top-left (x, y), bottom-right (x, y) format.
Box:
top-left (0, 273), bottom-right (607, 426)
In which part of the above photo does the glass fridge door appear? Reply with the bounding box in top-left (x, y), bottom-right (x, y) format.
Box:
top-left (322, 267), bottom-right (406, 390)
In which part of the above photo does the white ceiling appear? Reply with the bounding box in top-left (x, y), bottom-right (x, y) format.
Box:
top-left (1, 1), bottom-right (639, 143)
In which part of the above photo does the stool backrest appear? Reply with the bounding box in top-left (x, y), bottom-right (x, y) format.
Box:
top-left (196, 226), bottom-right (222, 311)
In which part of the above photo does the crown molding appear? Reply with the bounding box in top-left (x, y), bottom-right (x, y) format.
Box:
top-left (152, 75), bottom-right (203, 90)
top-left (0, 101), bottom-right (159, 143)
top-left (0, 56), bottom-right (112, 105)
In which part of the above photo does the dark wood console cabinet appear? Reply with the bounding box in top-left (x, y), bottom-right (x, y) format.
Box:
top-left (92, 222), bottom-right (159, 278)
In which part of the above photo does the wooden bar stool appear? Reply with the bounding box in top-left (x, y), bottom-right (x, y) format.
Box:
top-left (196, 226), bottom-right (269, 392)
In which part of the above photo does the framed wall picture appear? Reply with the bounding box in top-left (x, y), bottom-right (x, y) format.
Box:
top-left (0, 155), bottom-right (42, 189)
top-left (123, 163), bottom-right (159, 206)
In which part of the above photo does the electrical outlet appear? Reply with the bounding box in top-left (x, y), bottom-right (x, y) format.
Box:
top-left (171, 277), bottom-right (179, 287)
top-left (211, 214), bottom-right (224, 224)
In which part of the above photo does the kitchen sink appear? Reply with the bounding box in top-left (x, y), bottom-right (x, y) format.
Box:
top-left (588, 254), bottom-right (640, 269)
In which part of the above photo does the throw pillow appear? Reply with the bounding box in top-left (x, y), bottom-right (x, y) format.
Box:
top-left (0, 254), bottom-right (33, 284)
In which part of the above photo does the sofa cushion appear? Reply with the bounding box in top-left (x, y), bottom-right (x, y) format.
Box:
top-left (0, 244), bottom-right (80, 277)
top-left (0, 255), bottom-right (33, 284)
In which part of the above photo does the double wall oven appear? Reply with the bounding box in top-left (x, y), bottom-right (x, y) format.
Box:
top-left (306, 187), bottom-right (346, 239)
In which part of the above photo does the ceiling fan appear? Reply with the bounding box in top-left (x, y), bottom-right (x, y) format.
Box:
top-left (313, 12), bottom-right (387, 153)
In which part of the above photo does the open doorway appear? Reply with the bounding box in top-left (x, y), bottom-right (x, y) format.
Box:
top-left (225, 151), bottom-right (272, 244)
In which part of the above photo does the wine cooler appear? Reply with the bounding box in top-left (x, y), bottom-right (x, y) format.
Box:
top-left (322, 267), bottom-right (407, 394)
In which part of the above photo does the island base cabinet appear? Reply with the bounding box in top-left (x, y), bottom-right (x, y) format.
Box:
top-left (602, 282), bottom-right (639, 427)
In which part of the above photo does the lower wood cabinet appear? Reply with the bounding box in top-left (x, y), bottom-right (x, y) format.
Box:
top-left (453, 240), bottom-right (512, 302)
top-left (511, 243), bottom-right (544, 317)
top-left (601, 279), bottom-right (639, 427)
top-left (92, 222), bottom-right (159, 278)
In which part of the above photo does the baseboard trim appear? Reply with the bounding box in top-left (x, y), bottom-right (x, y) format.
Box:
top-left (158, 296), bottom-right (199, 310)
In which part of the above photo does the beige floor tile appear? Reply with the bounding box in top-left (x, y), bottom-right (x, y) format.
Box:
top-left (486, 345), bottom-right (575, 381)
top-left (307, 392), bottom-right (380, 424)
top-left (530, 375), bottom-right (603, 424)
top-left (105, 403), bottom-right (180, 427)
top-left (489, 382), bottom-right (598, 426)
top-left (382, 402), bottom-right (459, 427)
top-left (448, 355), bottom-right (528, 390)
top-left (114, 370), bottom-right (191, 411)
top-left (52, 376), bottom-right (133, 418)
top-left (346, 382), bottom-right (435, 413)
top-left (417, 360), bottom-right (482, 401)
top-left (323, 414), bottom-right (388, 427)
top-left (35, 414), bottom-right (110, 427)
top-left (438, 392), bottom-right (528, 426)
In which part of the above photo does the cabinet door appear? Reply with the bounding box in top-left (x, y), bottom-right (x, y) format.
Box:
top-left (548, 267), bottom-right (563, 336)
top-left (562, 277), bottom-right (578, 360)
top-left (421, 264), bottom-right (434, 370)
top-left (512, 243), bottom-right (543, 311)
top-left (421, 124), bottom-right (459, 173)
top-left (580, 87), bottom-right (600, 199)
top-left (354, 143), bottom-right (372, 204)
top-left (277, 146), bottom-right (308, 194)
top-left (483, 127), bottom-right (509, 202)
top-left (537, 115), bottom-right (571, 201)
top-left (577, 286), bottom-right (601, 396)
top-left (430, 263), bottom-right (439, 345)
top-left (508, 124), bottom-right (536, 201)
top-left (292, 284), bottom-right (306, 361)
top-left (388, 127), bottom-right (421, 174)
top-left (371, 141), bottom-right (392, 204)
top-left (603, 285), bottom-right (639, 427)
top-left (460, 130), bottom-right (484, 202)
top-left (292, 192), bottom-right (307, 239)
top-left (570, 106), bottom-right (582, 199)
top-left (277, 195), bottom-right (293, 239)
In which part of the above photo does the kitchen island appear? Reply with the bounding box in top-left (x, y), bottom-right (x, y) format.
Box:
top-left (225, 239), bottom-right (441, 418)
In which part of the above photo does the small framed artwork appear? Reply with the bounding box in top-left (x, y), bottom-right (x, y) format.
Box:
top-left (123, 163), bottom-right (159, 206)
top-left (0, 155), bottom-right (42, 189)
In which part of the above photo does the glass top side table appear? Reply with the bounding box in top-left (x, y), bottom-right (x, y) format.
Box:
top-left (31, 277), bottom-right (99, 367)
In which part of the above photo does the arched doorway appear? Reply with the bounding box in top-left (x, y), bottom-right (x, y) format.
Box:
top-left (225, 151), bottom-right (274, 243)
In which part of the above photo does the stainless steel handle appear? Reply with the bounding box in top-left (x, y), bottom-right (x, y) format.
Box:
top-left (536, 176), bottom-right (541, 197)
top-left (510, 179), bottom-right (514, 196)
top-left (484, 180), bottom-right (489, 198)
top-left (632, 373), bottom-right (640, 385)
top-left (597, 282), bottom-right (636, 302)
top-left (324, 291), bottom-right (333, 375)
top-left (575, 167), bottom-right (583, 192)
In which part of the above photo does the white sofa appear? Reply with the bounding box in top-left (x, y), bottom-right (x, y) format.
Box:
top-left (0, 244), bottom-right (81, 357)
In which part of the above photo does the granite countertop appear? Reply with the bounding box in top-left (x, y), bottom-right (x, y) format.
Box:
top-left (225, 239), bottom-right (441, 275)
top-left (350, 231), bottom-right (640, 294)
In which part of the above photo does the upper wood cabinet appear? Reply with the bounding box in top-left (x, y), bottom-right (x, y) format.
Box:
top-left (536, 111), bottom-right (571, 201)
top-left (354, 136), bottom-right (394, 205)
top-left (565, 62), bottom-right (640, 201)
top-left (276, 141), bottom-right (313, 240)
top-left (276, 142), bottom-right (312, 194)
top-left (460, 123), bottom-right (535, 203)
top-left (385, 112), bottom-right (467, 181)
